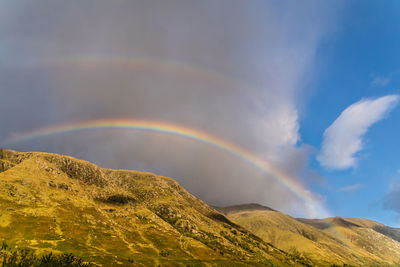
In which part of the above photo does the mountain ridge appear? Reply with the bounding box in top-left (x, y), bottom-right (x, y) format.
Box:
top-left (0, 149), bottom-right (308, 266)
top-left (222, 203), bottom-right (400, 266)
top-left (1, 149), bottom-right (400, 266)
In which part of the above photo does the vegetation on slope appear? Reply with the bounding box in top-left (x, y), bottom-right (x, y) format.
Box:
top-left (4, 149), bottom-right (399, 266)
top-left (0, 242), bottom-right (92, 266)
top-left (219, 204), bottom-right (400, 266)
top-left (299, 217), bottom-right (400, 265)
top-left (0, 149), bottom-right (311, 266)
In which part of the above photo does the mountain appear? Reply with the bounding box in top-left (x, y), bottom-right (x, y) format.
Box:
top-left (3, 149), bottom-right (400, 266)
top-left (0, 149), bottom-right (309, 266)
top-left (218, 204), bottom-right (400, 266)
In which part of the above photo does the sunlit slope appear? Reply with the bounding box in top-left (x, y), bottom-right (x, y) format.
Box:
top-left (299, 217), bottom-right (400, 265)
top-left (0, 149), bottom-right (308, 266)
top-left (221, 204), bottom-right (400, 266)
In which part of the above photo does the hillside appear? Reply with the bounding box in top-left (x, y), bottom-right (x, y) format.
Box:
top-left (219, 204), bottom-right (400, 266)
top-left (0, 149), bottom-right (309, 266)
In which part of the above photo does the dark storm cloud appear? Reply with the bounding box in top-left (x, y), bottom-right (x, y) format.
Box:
top-left (0, 0), bottom-right (341, 217)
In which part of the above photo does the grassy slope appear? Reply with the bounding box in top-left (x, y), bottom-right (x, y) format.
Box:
top-left (299, 217), bottom-right (400, 265)
top-left (0, 149), bottom-right (307, 266)
top-left (221, 204), bottom-right (400, 266)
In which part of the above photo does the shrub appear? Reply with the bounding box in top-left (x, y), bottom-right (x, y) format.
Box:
top-left (0, 242), bottom-right (93, 266)
top-left (159, 250), bottom-right (170, 257)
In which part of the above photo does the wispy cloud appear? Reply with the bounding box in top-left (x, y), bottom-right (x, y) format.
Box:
top-left (318, 95), bottom-right (399, 170)
top-left (371, 75), bottom-right (390, 88)
top-left (371, 69), bottom-right (400, 88)
top-left (338, 183), bottom-right (362, 192)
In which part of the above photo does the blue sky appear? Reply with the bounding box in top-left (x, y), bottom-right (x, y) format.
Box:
top-left (1, 1), bottom-right (400, 225)
top-left (301, 1), bottom-right (400, 225)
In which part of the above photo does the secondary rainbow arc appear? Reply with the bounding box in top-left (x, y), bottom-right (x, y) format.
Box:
top-left (31, 54), bottom-right (254, 93)
top-left (4, 118), bottom-right (328, 217)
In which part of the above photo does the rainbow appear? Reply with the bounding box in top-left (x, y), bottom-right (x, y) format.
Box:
top-left (9, 54), bottom-right (349, 240)
top-left (32, 54), bottom-right (253, 93)
top-left (4, 118), bottom-right (329, 218)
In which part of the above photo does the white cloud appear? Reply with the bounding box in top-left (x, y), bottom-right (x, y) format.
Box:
top-left (318, 95), bottom-right (399, 170)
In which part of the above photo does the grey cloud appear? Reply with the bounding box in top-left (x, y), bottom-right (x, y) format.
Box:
top-left (0, 0), bottom-right (340, 217)
top-left (384, 180), bottom-right (400, 213)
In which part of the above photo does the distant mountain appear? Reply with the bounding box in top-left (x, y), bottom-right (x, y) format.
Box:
top-left (0, 149), bottom-right (307, 266)
top-left (221, 204), bottom-right (400, 266)
top-left (214, 203), bottom-right (277, 214)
